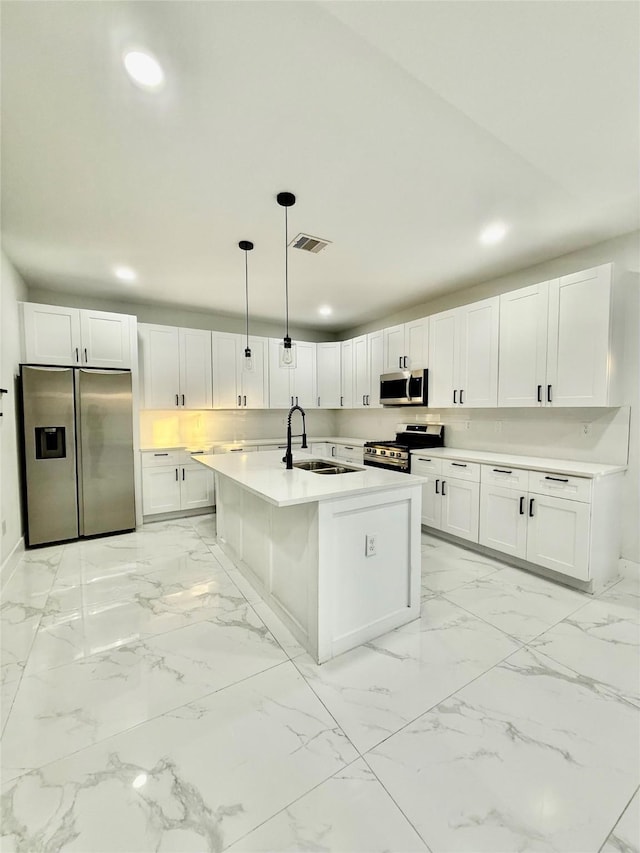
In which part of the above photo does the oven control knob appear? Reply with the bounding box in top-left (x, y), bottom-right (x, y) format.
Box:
top-left (380, 450), bottom-right (386, 455)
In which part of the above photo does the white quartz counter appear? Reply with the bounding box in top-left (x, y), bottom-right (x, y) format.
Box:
top-left (141, 436), bottom-right (367, 452)
top-left (195, 450), bottom-right (425, 507)
top-left (411, 447), bottom-right (626, 478)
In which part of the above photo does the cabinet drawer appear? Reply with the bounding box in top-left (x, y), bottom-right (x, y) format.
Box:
top-left (441, 459), bottom-right (480, 482)
top-left (142, 450), bottom-right (185, 468)
top-left (481, 464), bottom-right (528, 490)
top-left (528, 471), bottom-right (591, 503)
top-left (217, 445), bottom-right (258, 454)
top-left (411, 456), bottom-right (442, 475)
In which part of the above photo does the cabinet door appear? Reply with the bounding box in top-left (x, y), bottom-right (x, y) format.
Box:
top-left (268, 338), bottom-right (293, 408)
top-left (179, 328), bottom-right (212, 409)
top-left (440, 478), bottom-right (479, 542)
top-left (353, 334), bottom-right (369, 408)
top-left (340, 339), bottom-right (354, 408)
top-left (546, 265), bottom-right (612, 407)
top-left (212, 332), bottom-right (240, 408)
top-left (139, 324), bottom-right (181, 409)
top-left (142, 466), bottom-right (181, 514)
top-left (383, 324), bottom-right (406, 371)
top-left (428, 309), bottom-right (457, 407)
top-left (80, 310), bottom-right (131, 369)
top-left (526, 493), bottom-right (590, 580)
top-left (421, 476), bottom-right (442, 529)
top-left (21, 303), bottom-right (81, 366)
top-left (405, 318), bottom-right (428, 368)
top-left (498, 284), bottom-right (549, 407)
top-left (240, 336), bottom-right (268, 408)
top-left (180, 464), bottom-right (215, 510)
top-left (457, 297), bottom-right (499, 408)
top-left (367, 330), bottom-right (384, 408)
top-left (479, 484), bottom-right (528, 558)
top-left (292, 341), bottom-right (317, 408)
top-left (316, 342), bottom-right (341, 408)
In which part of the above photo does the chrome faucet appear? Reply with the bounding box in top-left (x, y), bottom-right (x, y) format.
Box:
top-left (283, 404), bottom-right (308, 469)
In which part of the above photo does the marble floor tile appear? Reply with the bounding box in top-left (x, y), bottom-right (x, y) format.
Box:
top-left (1, 677), bottom-right (20, 736)
top-left (1, 662), bottom-right (357, 852)
top-left (251, 601), bottom-right (306, 660)
top-left (0, 545), bottom-right (64, 604)
top-left (186, 512), bottom-right (218, 544)
top-left (1, 611), bottom-right (41, 685)
top-left (367, 646), bottom-right (640, 853)
top-left (228, 758), bottom-right (428, 852)
top-left (295, 596), bottom-right (519, 753)
top-left (530, 592), bottom-right (640, 708)
top-left (602, 788), bottom-right (640, 853)
top-left (26, 568), bottom-right (249, 674)
top-left (421, 549), bottom-right (503, 595)
top-left (2, 604), bottom-right (288, 780)
top-left (445, 565), bottom-right (590, 642)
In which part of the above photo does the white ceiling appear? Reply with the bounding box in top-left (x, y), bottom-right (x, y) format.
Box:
top-left (2, 1), bottom-right (638, 331)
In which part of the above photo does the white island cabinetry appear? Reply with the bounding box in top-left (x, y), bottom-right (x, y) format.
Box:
top-left (195, 450), bottom-right (423, 663)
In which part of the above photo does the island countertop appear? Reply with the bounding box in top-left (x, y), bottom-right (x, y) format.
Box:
top-left (195, 450), bottom-right (426, 508)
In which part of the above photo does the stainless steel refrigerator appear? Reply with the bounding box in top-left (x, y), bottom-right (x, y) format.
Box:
top-left (20, 365), bottom-right (135, 546)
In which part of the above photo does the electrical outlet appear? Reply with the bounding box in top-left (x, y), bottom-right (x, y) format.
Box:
top-left (365, 534), bottom-right (377, 557)
top-left (582, 423), bottom-right (592, 436)
top-left (464, 420), bottom-right (471, 431)
top-left (494, 421), bottom-right (503, 434)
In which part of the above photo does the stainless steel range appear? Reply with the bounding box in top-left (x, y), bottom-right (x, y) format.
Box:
top-left (363, 423), bottom-right (444, 473)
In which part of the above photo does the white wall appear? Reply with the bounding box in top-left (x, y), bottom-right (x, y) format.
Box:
top-left (26, 286), bottom-right (338, 343)
top-left (140, 409), bottom-right (337, 449)
top-left (338, 230), bottom-right (640, 563)
top-left (0, 252), bottom-right (27, 567)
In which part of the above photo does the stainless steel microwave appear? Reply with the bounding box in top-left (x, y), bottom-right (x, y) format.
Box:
top-left (380, 369), bottom-right (428, 406)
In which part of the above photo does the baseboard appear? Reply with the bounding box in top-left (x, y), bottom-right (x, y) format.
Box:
top-left (0, 536), bottom-right (25, 588)
top-left (143, 507), bottom-right (216, 525)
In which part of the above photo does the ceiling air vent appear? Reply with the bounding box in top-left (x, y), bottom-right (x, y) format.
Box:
top-left (290, 233), bottom-right (331, 254)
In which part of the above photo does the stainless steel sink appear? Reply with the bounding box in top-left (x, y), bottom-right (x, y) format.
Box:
top-left (293, 459), bottom-right (334, 471)
top-left (292, 459), bottom-right (360, 475)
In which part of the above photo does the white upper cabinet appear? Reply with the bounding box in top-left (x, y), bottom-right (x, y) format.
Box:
top-left (428, 298), bottom-right (499, 408)
top-left (546, 264), bottom-right (616, 407)
top-left (498, 283), bottom-right (550, 407)
top-left (316, 342), bottom-right (341, 408)
top-left (340, 339), bottom-right (354, 408)
top-left (213, 332), bottom-right (268, 409)
top-left (267, 339), bottom-right (316, 409)
top-left (382, 319), bottom-right (428, 371)
top-left (498, 264), bottom-right (622, 408)
top-left (21, 303), bottom-right (132, 369)
top-left (367, 329), bottom-right (384, 408)
top-left (353, 334), bottom-right (370, 408)
top-left (140, 324), bottom-right (211, 409)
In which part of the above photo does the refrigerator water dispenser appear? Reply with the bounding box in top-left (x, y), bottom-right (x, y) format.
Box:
top-left (35, 426), bottom-right (66, 459)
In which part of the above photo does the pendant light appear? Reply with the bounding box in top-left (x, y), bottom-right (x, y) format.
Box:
top-left (277, 191), bottom-right (297, 368)
top-left (239, 240), bottom-right (254, 371)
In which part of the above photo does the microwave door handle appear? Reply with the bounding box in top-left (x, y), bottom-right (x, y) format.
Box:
top-left (405, 377), bottom-right (411, 401)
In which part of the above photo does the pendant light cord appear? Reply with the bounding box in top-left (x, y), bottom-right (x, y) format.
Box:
top-left (245, 249), bottom-right (249, 347)
top-left (284, 205), bottom-right (289, 340)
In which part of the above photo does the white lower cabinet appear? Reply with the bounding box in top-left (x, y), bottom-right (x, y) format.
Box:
top-left (142, 451), bottom-right (215, 516)
top-left (412, 457), bottom-right (480, 543)
top-left (440, 478), bottom-right (480, 542)
top-left (526, 492), bottom-right (590, 581)
top-left (479, 484), bottom-right (528, 559)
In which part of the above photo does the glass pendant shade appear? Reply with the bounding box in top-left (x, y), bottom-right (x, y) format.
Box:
top-left (244, 346), bottom-right (253, 372)
top-left (279, 337), bottom-right (297, 368)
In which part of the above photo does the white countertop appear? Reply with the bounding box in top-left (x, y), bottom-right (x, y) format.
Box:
top-left (411, 447), bottom-right (626, 478)
top-left (194, 450), bottom-right (425, 507)
top-left (141, 436), bottom-right (367, 452)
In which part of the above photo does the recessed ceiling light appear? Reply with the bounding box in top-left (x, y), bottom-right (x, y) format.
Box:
top-left (123, 50), bottom-right (164, 91)
top-left (479, 222), bottom-right (508, 245)
top-left (318, 305), bottom-right (332, 317)
top-left (113, 265), bottom-right (137, 283)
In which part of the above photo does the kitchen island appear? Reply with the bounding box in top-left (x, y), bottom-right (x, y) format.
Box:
top-left (195, 450), bottom-right (425, 663)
